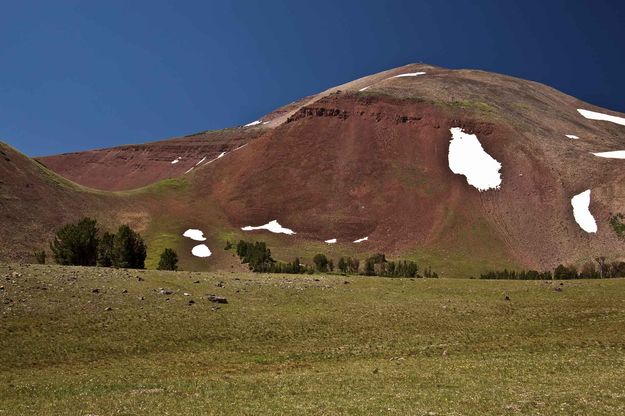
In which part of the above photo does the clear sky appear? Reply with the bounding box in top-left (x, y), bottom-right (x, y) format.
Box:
top-left (1, 0), bottom-right (624, 156)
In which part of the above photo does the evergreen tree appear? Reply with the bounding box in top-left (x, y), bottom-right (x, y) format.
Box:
top-left (338, 257), bottom-right (348, 273)
top-left (50, 217), bottom-right (99, 266)
top-left (97, 232), bottom-right (115, 267)
top-left (313, 254), bottom-right (329, 272)
top-left (112, 224), bottom-right (147, 269)
top-left (158, 248), bottom-right (179, 271)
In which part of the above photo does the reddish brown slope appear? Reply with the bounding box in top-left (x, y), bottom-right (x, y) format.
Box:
top-left (36, 128), bottom-right (265, 191)
top-left (188, 82), bottom-right (625, 271)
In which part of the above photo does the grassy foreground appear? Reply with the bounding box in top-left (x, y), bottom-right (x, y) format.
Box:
top-left (1, 264), bottom-right (625, 415)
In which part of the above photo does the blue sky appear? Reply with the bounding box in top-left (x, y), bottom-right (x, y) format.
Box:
top-left (1, 0), bottom-right (624, 156)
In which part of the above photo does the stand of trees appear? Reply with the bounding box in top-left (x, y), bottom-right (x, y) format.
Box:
top-left (232, 240), bottom-right (437, 278)
top-left (481, 259), bottom-right (625, 280)
top-left (360, 253), bottom-right (432, 278)
top-left (235, 240), bottom-right (314, 274)
top-left (49, 218), bottom-right (147, 269)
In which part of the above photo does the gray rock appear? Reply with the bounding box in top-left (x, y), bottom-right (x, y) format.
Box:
top-left (207, 295), bottom-right (228, 304)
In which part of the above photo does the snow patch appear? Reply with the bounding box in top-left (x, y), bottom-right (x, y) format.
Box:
top-left (195, 157), bottom-right (207, 166)
top-left (565, 134), bottom-right (579, 139)
top-left (359, 86), bottom-right (370, 91)
top-left (185, 167), bottom-right (194, 174)
top-left (203, 152), bottom-right (227, 166)
top-left (592, 150), bottom-right (625, 159)
top-left (353, 237), bottom-right (368, 243)
top-left (324, 238), bottom-right (337, 244)
top-left (448, 127), bottom-right (502, 192)
top-left (571, 190), bottom-right (597, 233)
top-left (391, 72), bottom-right (426, 78)
top-left (578, 109), bottom-right (625, 126)
top-left (171, 157), bottom-right (181, 164)
top-left (241, 220), bottom-right (296, 235)
top-left (245, 120), bottom-right (262, 127)
top-left (192, 244), bottom-right (212, 258)
top-left (183, 229), bottom-right (206, 241)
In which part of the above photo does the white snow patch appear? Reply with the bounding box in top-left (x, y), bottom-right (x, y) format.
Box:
top-left (183, 229), bottom-right (206, 241)
top-left (353, 237), bottom-right (368, 243)
top-left (578, 109), bottom-right (625, 126)
top-left (171, 157), bottom-right (181, 164)
top-left (391, 72), bottom-right (426, 78)
top-left (233, 144), bottom-right (248, 151)
top-left (195, 157), bottom-right (207, 166)
top-left (359, 86), bottom-right (370, 91)
top-left (571, 190), bottom-right (597, 233)
top-left (448, 127), bottom-right (502, 191)
top-left (185, 166), bottom-right (194, 174)
top-left (192, 244), bottom-right (212, 258)
top-left (263, 121), bottom-right (270, 125)
top-left (592, 150), bottom-right (625, 159)
top-left (241, 220), bottom-right (296, 235)
top-left (245, 120), bottom-right (262, 127)
top-left (565, 134), bottom-right (579, 139)
top-left (203, 152), bottom-right (227, 165)
top-left (324, 238), bottom-right (337, 244)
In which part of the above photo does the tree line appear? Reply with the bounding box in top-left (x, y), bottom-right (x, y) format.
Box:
top-left (235, 240), bottom-right (314, 273)
top-left (233, 240), bottom-right (438, 278)
top-left (480, 257), bottom-right (625, 280)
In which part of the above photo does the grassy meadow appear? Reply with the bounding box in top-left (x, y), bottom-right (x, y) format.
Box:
top-left (1, 263), bottom-right (624, 415)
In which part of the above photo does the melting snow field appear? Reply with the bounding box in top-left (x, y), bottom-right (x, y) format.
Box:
top-left (171, 157), bottom-right (181, 164)
top-left (324, 238), bottom-right (337, 244)
top-left (391, 72), bottom-right (426, 78)
top-left (353, 237), bottom-right (368, 243)
top-left (241, 220), bottom-right (296, 235)
top-left (565, 134), bottom-right (579, 139)
top-left (592, 150), bottom-right (625, 159)
top-left (192, 244), bottom-right (212, 258)
top-left (571, 190), bottom-right (597, 233)
top-left (448, 127), bottom-right (502, 191)
top-left (578, 109), bottom-right (625, 126)
top-left (245, 120), bottom-right (262, 127)
top-left (183, 229), bottom-right (206, 241)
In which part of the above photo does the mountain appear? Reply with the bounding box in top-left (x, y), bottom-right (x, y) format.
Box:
top-left (4, 63), bottom-right (625, 276)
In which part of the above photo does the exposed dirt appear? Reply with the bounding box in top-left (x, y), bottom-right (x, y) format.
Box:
top-left (36, 128), bottom-right (265, 191)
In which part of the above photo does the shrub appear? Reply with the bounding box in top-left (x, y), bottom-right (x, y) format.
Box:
top-left (34, 250), bottom-right (46, 264)
top-left (609, 213), bottom-right (625, 239)
top-left (158, 248), bottom-right (179, 271)
top-left (50, 217), bottom-right (99, 266)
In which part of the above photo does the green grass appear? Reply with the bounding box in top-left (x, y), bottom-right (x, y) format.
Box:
top-left (2, 264), bottom-right (625, 415)
top-left (442, 100), bottom-right (495, 113)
